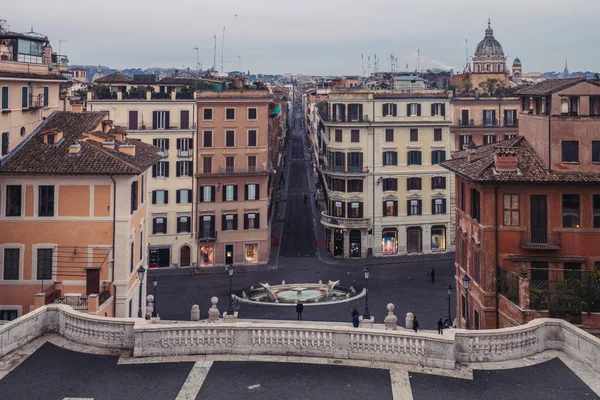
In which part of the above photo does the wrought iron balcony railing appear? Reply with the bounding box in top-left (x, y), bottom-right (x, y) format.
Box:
top-left (520, 231), bottom-right (562, 250)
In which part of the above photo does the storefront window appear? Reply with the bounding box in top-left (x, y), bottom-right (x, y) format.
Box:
top-left (431, 226), bottom-right (446, 252)
top-left (382, 229), bottom-right (398, 255)
top-left (199, 246), bottom-right (214, 266)
top-left (245, 243), bottom-right (258, 264)
top-left (326, 229), bottom-right (332, 253)
top-left (349, 230), bottom-right (361, 257)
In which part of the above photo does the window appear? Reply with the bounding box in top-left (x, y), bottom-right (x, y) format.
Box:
top-left (503, 194), bottom-right (520, 226)
top-left (177, 189), bottom-right (191, 204)
top-left (431, 103), bottom-right (445, 116)
top-left (21, 86), bottom-right (28, 108)
top-left (383, 200), bottom-right (398, 217)
top-left (222, 214), bottom-right (238, 231)
top-left (382, 103), bottom-right (397, 116)
top-left (350, 129), bottom-right (360, 143)
top-left (460, 237), bottom-right (466, 268)
top-left (3, 185), bottom-right (21, 218)
top-left (203, 108), bottom-right (213, 120)
top-left (407, 199), bottom-right (422, 216)
top-left (177, 216), bottom-right (190, 233)
top-left (248, 156), bottom-right (257, 172)
top-left (47, 134), bottom-right (56, 145)
top-left (3, 249), bottom-right (19, 280)
top-left (245, 243), bottom-right (258, 263)
top-left (484, 134), bottom-right (496, 145)
top-left (38, 185), bottom-right (54, 217)
top-left (564, 262), bottom-right (582, 281)
top-left (330, 178), bottom-right (345, 192)
top-left (431, 150), bottom-right (446, 165)
top-left (153, 216), bottom-right (167, 234)
top-left (226, 130), bottom-right (235, 147)
top-left (43, 86), bottom-right (49, 107)
top-left (460, 182), bottom-right (466, 211)
top-left (225, 108), bottom-right (235, 120)
top-left (460, 135), bottom-right (472, 150)
top-left (333, 201), bottom-right (345, 217)
top-left (410, 129), bottom-right (418, 142)
top-left (1, 86), bottom-right (8, 109)
top-left (407, 151), bottom-right (422, 165)
top-left (407, 177), bottom-right (421, 191)
top-left (244, 213), bottom-right (260, 229)
top-left (347, 202), bottom-right (363, 218)
top-left (504, 109), bottom-right (517, 126)
top-left (248, 130), bottom-right (257, 147)
top-left (152, 190), bottom-right (168, 205)
top-left (131, 180), bottom-right (138, 213)
top-left (203, 131), bottom-right (213, 147)
top-left (594, 195), bottom-right (600, 228)
top-left (225, 156), bottom-right (235, 173)
top-left (202, 157), bottom-right (212, 174)
top-left (128, 110), bottom-right (138, 130)
top-left (504, 134), bottom-right (516, 140)
top-left (152, 161), bottom-right (169, 178)
top-left (562, 141), bottom-right (579, 163)
top-left (383, 151), bottom-right (398, 166)
top-left (153, 138), bottom-right (169, 155)
top-left (382, 178), bottom-right (398, 191)
top-left (176, 161), bottom-right (192, 177)
top-left (347, 180), bottom-right (363, 192)
top-left (248, 108), bottom-right (257, 120)
top-left (434, 128), bottom-right (442, 142)
top-left (431, 176), bottom-right (446, 190)
top-left (180, 110), bottom-right (190, 129)
top-left (347, 152), bottom-right (363, 172)
top-left (473, 250), bottom-right (480, 284)
top-left (37, 249), bottom-right (52, 280)
top-left (483, 109), bottom-right (496, 126)
top-left (140, 175), bottom-right (144, 204)
top-left (407, 103), bottom-right (420, 116)
top-left (461, 295), bottom-right (466, 321)
top-left (223, 184), bottom-right (237, 201)
top-left (562, 194), bottom-right (580, 228)
top-left (385, 129), bottom-right (394, 142)
top-left (347, 104), bottom-right (363, 121)
top-left (335, 129), bottom-right (342, 142)
top-left (432, 198), bottom-right (447, 214)
top-left (1, 131), bottom-right (7, 156)
top-left (130, 242), bottom-right (134, 273)
top-left (152, 111), bottom-right (169, 129)
top-left (245, 183), bottom-right (259, 200)
top-left (592, 141), bottom-right (600, 163)
top-left (177, 138), bottom-right (192, 156)
top-left (200, 186), bottom-right (215, 203)
top-left (470, 189), bottom-right (481, 221)
top-left (331, 151), bottom-right (345, 171)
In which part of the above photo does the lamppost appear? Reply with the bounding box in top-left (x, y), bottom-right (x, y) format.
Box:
top-left (153, 276), bottom-right (158, 317)
top-left (462, 274), bottom-right (471, 329)
top-left (447, 285), bottom-right (452, 322)
top-left (363, 267), bottom-right (370, 319)
top-left (137, 265), bottom-right (145, 318)
top-left (226, 264), bottom-right (234, 314)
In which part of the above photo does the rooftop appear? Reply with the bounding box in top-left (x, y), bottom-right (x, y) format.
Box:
top-left (515, 78), bottom-right (596, 96)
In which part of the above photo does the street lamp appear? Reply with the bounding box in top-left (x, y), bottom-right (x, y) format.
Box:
top-left (153, 276), bottom-right (158, 317)
top-left (363, 267), bottom-right (370, 319)
top-left (447, 285), bottom-right (452, 322)
top-left (137, 265), bottom-right (145, 318)
top-left (226, 264), bottom-right (234, 314)
top-left (462, 274), bottom-right (471, 329)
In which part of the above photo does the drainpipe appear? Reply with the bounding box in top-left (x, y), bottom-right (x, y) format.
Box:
top-left (191, 104), bottom-right (196, 252)
top-left (110, 175), bottom-right (117, 317)
top-left (495, 183), bottom-right (500, 328)
top-left (371, 99), bottom-right (375, 256)
top-left (548, 97), bottom-right (552, 172)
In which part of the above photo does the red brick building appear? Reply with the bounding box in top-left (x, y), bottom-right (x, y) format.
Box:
top-left (442, 78), bottom-right (600, 330)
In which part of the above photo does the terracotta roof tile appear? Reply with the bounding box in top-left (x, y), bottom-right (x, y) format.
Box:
top-left (94, 71), bottom-right (133, 84)
top-left (515, 78), bottom-right (588, 96)
top-left (0, 71), bottom-right (67, 81)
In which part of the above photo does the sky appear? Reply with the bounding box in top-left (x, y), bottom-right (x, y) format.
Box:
top-left (3, 0), bottom-right (600, 75)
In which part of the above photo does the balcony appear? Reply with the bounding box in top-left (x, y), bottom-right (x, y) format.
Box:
top-left (320, 114), bottom-right (370, 123)
top-left (458, 119), bottom-right (474, 127)
top-left (324, 165), bottom-right (369, 175)
top-left (321, 211), bottom-right (370, 229)
top-left (197, 231), bottom-right (218, 242)
top-left (504, 119), bottom-right (519, 127)
top-left (196, 166), bottom-right (270, 177)
top-left (520, 231), bottom-right (562, 250)
top-left (178, 149), bottom-right (191, 158)
top-left (482, 119), bottom-right (499, 127)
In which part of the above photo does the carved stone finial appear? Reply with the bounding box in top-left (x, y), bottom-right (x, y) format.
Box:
top-left (385, 303), bottom-right (397, 330)
top-left (191, 304), bottom-right (200, 321)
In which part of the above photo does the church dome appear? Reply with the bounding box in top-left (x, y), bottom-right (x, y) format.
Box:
top-left (513, 57), bottom-right (521, 66)
top-left (474, 21), bottom-right (504, 57)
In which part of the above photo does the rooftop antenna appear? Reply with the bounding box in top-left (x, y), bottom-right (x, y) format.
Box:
top-left (193, 47), bottom-right (201, 74)
top-left (361, 54), bottom-right (365, 77)
top-left (221, 26), bottom-right (226, 73)
top-left (237, 55), bottom-right (241, 72)
top-left (367, 55), bottom-right (371, 77)
top-left (373, 54), bottom-right (379, 74)
top-left (417, 49), bottom-right (421, 74)
top-left (465, 39), bottom-right (469, 72)
top-left (213, 34), bottom-right (217, 71)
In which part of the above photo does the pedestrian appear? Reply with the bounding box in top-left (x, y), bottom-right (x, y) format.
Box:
top-left (430, 268), bottom-right (436, 283)
top-left (296, 301), bottom-right (304, 320)
top-left (437, 318), bottom-right (444, 334)
top-left (443, 316), bottom-right (451, 329)
top-left (351, 307), bottom-right (360, 328)
top-left (303, 194), bottom-right (307, 204)
top-left (413, 316), bottom-right (419, 333)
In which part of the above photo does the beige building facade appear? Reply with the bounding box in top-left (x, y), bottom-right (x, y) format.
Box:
top-left (320, 90), bottom-right (454, 258)
top-left (89, 93), bottom-right (196, 269)
top-left (196, 91), bottom-right (272, 267)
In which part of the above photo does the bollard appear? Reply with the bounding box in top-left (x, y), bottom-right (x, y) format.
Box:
top-left (191, 304), bottom-right (200, 321)
top-left (208, 297), bottom-right (220, 322)
top-left (384, 303), bottom-right (398, 331)
top-left (405, 312), bottom-right (414, 330)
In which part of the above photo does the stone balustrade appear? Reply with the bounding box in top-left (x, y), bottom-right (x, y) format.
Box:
top-left (1, 305), bottom-right (599, 374)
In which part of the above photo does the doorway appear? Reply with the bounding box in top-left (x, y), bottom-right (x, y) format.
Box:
top-left (334, 229), bottom-right (344, 257)
top-left (530, 195), bottom-right (547, 244)
top-left (406, 226), bottom-right (422, 253)
top-left (225, 244), bottom-right (234, 265)
top-left (86, 268), bottom-right (100, 295)
top-left (180, 245), bottom-right (191, 267)
top-left (349, 230), bottom-right (361, 258)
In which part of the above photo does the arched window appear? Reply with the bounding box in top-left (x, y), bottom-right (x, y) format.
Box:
top-left (20, 127), bottom-right (26, 137)
top-left (180, 245), bottom-right (191, 267)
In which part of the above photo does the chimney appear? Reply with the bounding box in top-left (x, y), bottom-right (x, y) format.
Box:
top-left (102, 120), bottom-right (113, 133)
top-left (119, 144), bottom-right (136, 156)
top-left (69, 142), bottom-right (81, 154)
top-left (495, 147), bottom-right (518, 171)
top-left (466, 141), bottom-right (477, 163)
top-left (103, 139), bottom-right (115, 150)
top-left (171, 87), bottom-right (176, 101)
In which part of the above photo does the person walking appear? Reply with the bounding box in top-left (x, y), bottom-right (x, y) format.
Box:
top-left (351, 307), bottom-right (360, 328)
top-left (296, 301), bottom-right (304, 321)
top-left (413, 316), bottom-right (419, 333)
top-left (303, 194), bottom-right (308, 204)
top-left (430, 268), bottom-right (436, 283)
top-left (437, 318), bottom-right (444, 334)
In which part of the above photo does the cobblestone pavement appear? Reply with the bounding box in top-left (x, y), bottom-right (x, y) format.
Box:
top-left (0, 343), bottom-right (597, 400)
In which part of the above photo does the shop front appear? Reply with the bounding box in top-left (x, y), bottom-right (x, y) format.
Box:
top-left (334, 229), bottom-right (344, 257)
top-left (349, 230), bottom-right (361, 257)
top-left (382, 228), bottom-right (398, 255)
top-left (199, 245), bottom-right (214, 266)
top-left (431, 225), bottom-right (447, 252)
top-left (245, 243), bottom-right (259, 264)
top-left (407, 226), bottom-right (422, 254)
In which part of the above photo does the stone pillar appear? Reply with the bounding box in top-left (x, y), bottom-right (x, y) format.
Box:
top-left (171, 88), bottom-right (176, 101)
top-left (87, 90), bottom-right (92, 101)
top-left (519, 276), bottom-right (531, 310)
top-left (146, 88), bottom-right (152, 101)
top-left (145, 295), bottom-right (154, 319)
top-left (384, 303), bottom-right (398, 330)
top-left (405, 312), bottom-right (414, 329)
top-left (359, 315), bottom-right (374, 328)
top-left (117, 87), bottom-right (123, 101)
top-left (33, 293), bottom-right (46, 310)
top-left (208, 296), bottom-right (220, 322)
top-left (191, 304), bottom-right (200, 321)
top-left (88, 294), bottom-right (100, 314)
top-left (223, 311), bottom-right (238, 322)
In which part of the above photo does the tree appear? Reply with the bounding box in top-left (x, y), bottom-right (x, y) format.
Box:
top-left (478, 78), bottom-right (514, 97)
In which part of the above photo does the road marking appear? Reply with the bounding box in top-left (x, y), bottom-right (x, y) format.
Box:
top-left (175, 361), bottom-right (213, 400)
top-left (390, 369), bottom-right (414, 400)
